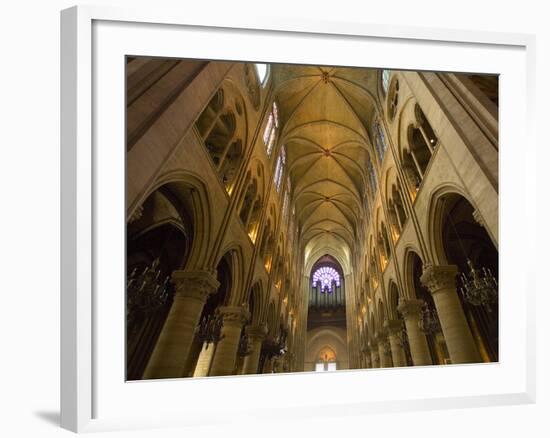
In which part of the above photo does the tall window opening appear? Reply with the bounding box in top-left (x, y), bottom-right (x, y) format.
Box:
top-left (373, 118), bottom-right (388, 163)
top-left (273, 144), bottom-right (286, 192)
top-left (367, 157), bottom-right (377, 197)
top-left (263, 101), bottom-right (279, 156)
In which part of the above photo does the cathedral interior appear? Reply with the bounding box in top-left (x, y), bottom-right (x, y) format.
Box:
top-left (126, 58), bottom-right (499, 379)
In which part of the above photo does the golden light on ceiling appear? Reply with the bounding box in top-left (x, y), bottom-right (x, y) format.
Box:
top-left (275, 65), bottom-right (379, 275)
top-left (248, 228), bottom-right (258, 243)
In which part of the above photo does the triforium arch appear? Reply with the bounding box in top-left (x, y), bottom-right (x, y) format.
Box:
top-left (125, 58), bottom-right (499, 379)
top-left (195, 79), bottom-right (249, 195)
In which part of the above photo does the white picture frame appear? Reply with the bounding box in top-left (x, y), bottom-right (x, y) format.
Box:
top-left (60, 5), bottom-right (536, 433)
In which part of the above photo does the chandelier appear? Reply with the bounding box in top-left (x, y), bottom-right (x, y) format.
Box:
top-left (195, 313), bottom-right (225, 348)
top-left (459, 259), bottom-right (498, 312)
top-left (127, 258), bottom-right (171, 321)
top-left (448, 212), bottom-right (498, 313)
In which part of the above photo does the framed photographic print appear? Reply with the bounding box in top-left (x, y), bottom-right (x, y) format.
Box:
top-left (61, 5), bottom-right (536, 433)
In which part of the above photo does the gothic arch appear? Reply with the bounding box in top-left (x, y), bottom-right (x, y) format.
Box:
top-left (402, 247), bottom-right (425, 300)
top-left (144, 170), bottom-right (213, 270)
top-left (215, 244), bottom-right (246, 306)
top-left (426, 184), bottom-right (474, 265)
top-left (386, 281), bottom-right (400, 320)
top-left (249, 280), bottom-right (267, 326)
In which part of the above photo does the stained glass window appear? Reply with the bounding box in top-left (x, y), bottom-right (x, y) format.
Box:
top-left (274, 145), bottom-right (286, 192)
top-left (373, 119), bottom-right (388, 163)
top-left (368, 157), bottom-right (377, 196)
top-left (382, 70), bottom-right (391, 94)
top-left (312, 266), bottom-right (341, 293)
top-left (267, 127), bottom-right (277, 156)
top-left (263, 102), bottom-right (279, 156)
top-left (263, 113), bottom-right (274, 145)
top-left (273, 101), bottom-right (279, 128)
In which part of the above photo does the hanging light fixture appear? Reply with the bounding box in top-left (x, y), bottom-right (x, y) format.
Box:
top-left (127, 258), bottom-right (171, 318)
top-left (195, 312), bottom-right (225, 348)
top-left (459, 259), bottom-right (498, 312)
top-left (448, 212), bottom-right (498, 312)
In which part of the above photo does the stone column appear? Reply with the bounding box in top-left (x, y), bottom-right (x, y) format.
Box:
top-left (143, 270), bottom-right (219, 379)
top-left (385, 319), bottom-right (407, 367)
top-left (377, 333), bottom-right (392, 368)
top-left (209, 306), bottom-right (250, 376)
top-left (241, 325), bottom-right (267, 375)
top-left (193, 342), bottom-right (216, 377)
top-left (370, 342), bottom-right (380, 368)
top-left (362, 348), bottom-right (372, 368)
top-left (421, 264), bottom-right (481, 364)
top-left (397, 299), bottom-right (433, 366)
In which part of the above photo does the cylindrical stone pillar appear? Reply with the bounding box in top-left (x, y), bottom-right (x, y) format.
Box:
top-left (209, 306), bottom-right (249, 376)
top-left (362, 348), bottom-right (372, 368)
top-left (193, 342), bottom-right (216, 377)
top-left (241, 325), bottom-right (267, 375)
top-left (370, 342), bottom-right (380, 368)
top-left (398, 298), bottom-right (433, 366)
top-left (377, 334), bottom-right (392, 368)
top-left (421, 264), bottom-right (481, 364)
top-left (385, 319), bottom-right (407, 367)
top-left (143, 270), bottom-right (219, 379)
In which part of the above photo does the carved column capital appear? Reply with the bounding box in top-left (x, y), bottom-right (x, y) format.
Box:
top-left (246, 324), bottom-right (268, 341)
top-left (397, 298), bottom-right (425, 318)
top-left (375, 329), bottom-right (388, 343)
top-left (218, 305), bottom-right (250, 327)
top-left (420, 264), bottom-right (458, 295)
top-left (384, 319), bottom-right (403, 335)
top-left (171, 270), bottom-right (220, 302)
top-left (375, 333), bottom-right (389, 355)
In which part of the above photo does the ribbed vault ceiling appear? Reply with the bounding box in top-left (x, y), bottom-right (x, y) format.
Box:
top-left (271, 65), bottom-right (380, 274)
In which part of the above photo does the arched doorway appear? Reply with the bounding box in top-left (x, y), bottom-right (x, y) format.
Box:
top-left (315, 346), bottom-right (338, 372)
